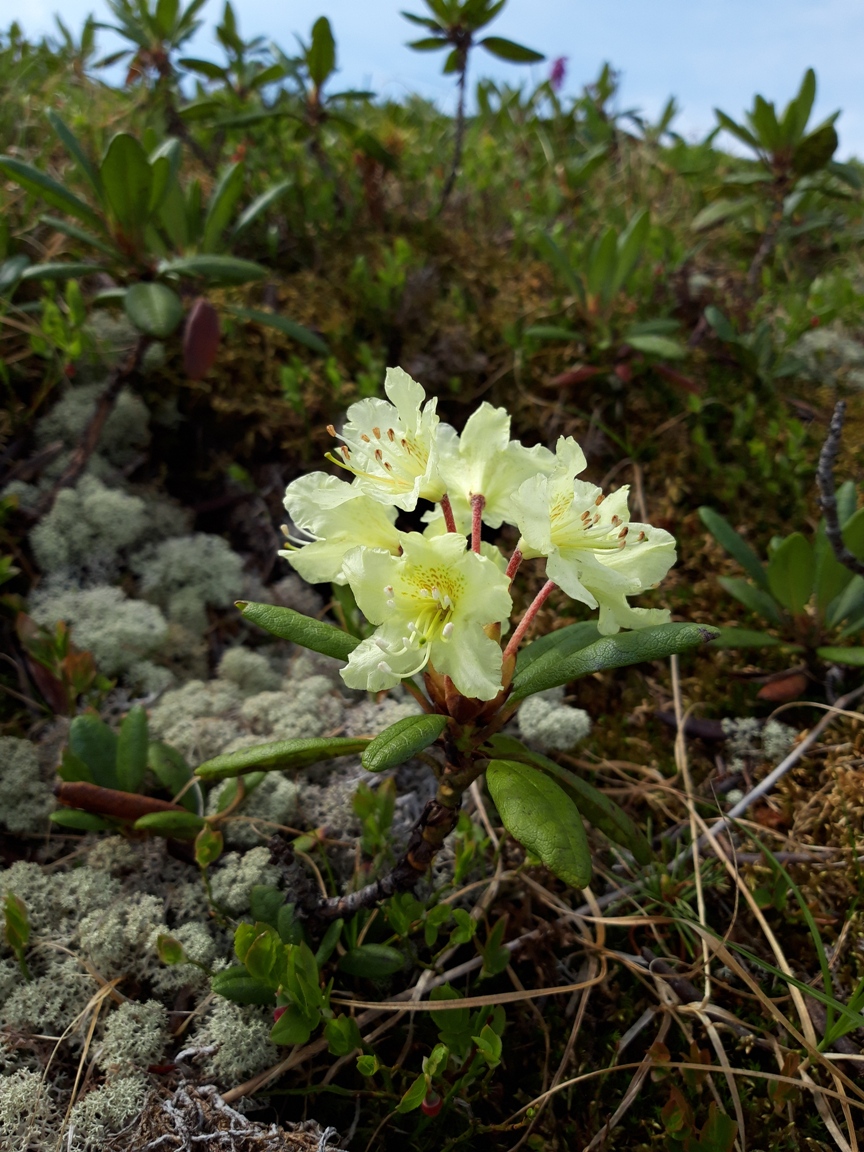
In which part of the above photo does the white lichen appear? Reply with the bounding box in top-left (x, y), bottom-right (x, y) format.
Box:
top-left (217, 647), bottom-right (282, 695)
top-left (517, 687), bottom-right (592, 752)
top-left (0, 737), bottom-right (54, 834)
top-left (209, 773), bottom-right (300, 848)
top-left (97, 1000), bottom-right (168, 1072)
top-left (78, 892), bottom-right (166, 978)
top-left (132, 533), bottom-right (245, 618)
top-left (67, 1074), bottom-right (148, 1150)
top-left (193, 1000), bottom-right (278, 1083)
top-left (0, 1068), bottom-right (55, 1150)
top-left (208, 848), bottom-right (280, 916)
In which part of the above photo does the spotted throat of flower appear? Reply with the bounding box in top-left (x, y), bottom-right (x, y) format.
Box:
top-left (374, 579), bottom-right (457, 679)
top-left (325, 421), bottom-right (433, 500)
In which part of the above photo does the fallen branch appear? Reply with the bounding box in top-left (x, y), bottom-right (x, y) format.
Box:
top-left (817, 399), bottom-right (864, 577)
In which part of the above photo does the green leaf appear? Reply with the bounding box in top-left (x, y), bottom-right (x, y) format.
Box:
top-left (49, 809), bottom-right (115, 831)
top-left (211, 965), bottom-right (276, 1006)
top-left (195, 824), bottom-right (224, 867)
top-left (202, 161), bottom-right (245, 253)
top-left (698, 507), bottom-right (768, 588)
top-left (68, 713), bottom-right (118, 790)
top-left (510, 623), bottom-right (718, 702)
top-left (223, 306), bottom-right (328, 355)
top-left (749, 95), bottom-right (781, 152)
top-left (249, 885), bottom-right (284, 929)
top-left (611, 208), bottom-right (650, 296)
top-left (827, 574), bottom-right (864, 629)
top-left (58, 748), bottom-right (94, 784)
top-left (124, 282), bottom-right (184, 338)
top-left (0, 255), bottom-right (29, 295)
top-left (691, 197), bottom-right (755, 232)
top-left (230, 180), bottom-right (291, 240)
top-left (793, 124), bottom-right (838, 176)
top-left (816, 646), bottom-right (864, 667)
top-left (237, 601), bottom-right (358, 660)
top-left (709, 627), bottom-right (794, 649)
top-left (0, 156), bottom-right (103, 231)
top-left (325, 1014), bottom-right (362, 1056)
top-left (338, 944), bottom-right (404, 979)
top-left (158, 255), bottom-right (267, 285)
top-left (487, 735), bottom-right (651, 865)
top-left (714, 109), bottom-right (760, 152)
top-left (486, 759), bottom-right (592, 888)
top-left (515, 622), bottom-right (601, 676)
top-left (523, 325), bottom-right (580, 342)
top-left (116, 704), bottom-right (148, 793)
top-left (156, 934), bottom-right (186, 965)
top-left (717, 577), bottom-right (783, 625)
top-left (307, 16), bottom-right (336, 88)
top-left (586, 226), bottom-right (618, 306)
top-left (99, 133), bottom-right (153, 240)
top-left (147, 741), bottom-right (200, 811)
top-left (479, 36), bottom-right (544, 64)
top-left (314, 918), bottom-right (343, 965)
top-left (39, 216), bottom-right (118, 258)
top-left (20, 262), bottom-right (106, 283)
top-left (46, 111), bottom-right (103, 201)
top-left (473, 1023), bottom-right (502, 1067)
top-left (534, 232), bottom-right (582, 300)
top-left (195, 736), bottom-right (370, 781)
top-left (766, 533), bottom-right (813, 615)
top-left (179, 56), bottom-right (227, 80)
top-left (624, 333), bottom-right (686, 359)
top-left (396, 1074), bottom-right (428, 1114)
top-left (133, 810), bottom-right (206, 837)
top-left (782, 68), bottom-right (816, 145)
top-left (407, 36), bottom-right (448, 50)
top-left (361, 714), bottom-right (448, 772)
top-left (271, 1003), bottom-right (317, 1045)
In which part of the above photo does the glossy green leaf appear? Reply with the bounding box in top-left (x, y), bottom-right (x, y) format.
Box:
top-left (223, 306), bottom-right (328, 355)
top-left (339, 944), bottom-right (404, 979)
top-left (195, 824), bottom-right (224, 867)
top-left (20, 262), bottom-right (106, 283)
top-left (0, 156), bottom-right (103, 231)
top-left (158, 255), bottom-right (266, 284)
top-left (793, 124), bottom-right (838, 176)
top-left (116, 704), bottom-right (148, 793)
top-left (325, 1014), bottom-right (363, 1056)
top-left (196, 736), bottom-right (370, 781)
top-left (487, 735), bottom-right (652, 865)
top-left (46, 111), bottom-right (103, 200)
top-left (307, 16), bottom-right (336, 87)
top-left (315, 918), bottom-right (342, 965)
top-left (479, 36), bottom-right (544, 63)
top-left (202, 161), bottom-right (245, 253)
top-left (58, 748), bottom-right (94, 784)
top-left (510, 623), bottom-right (718, 702)
top-left (133, 810), bottom-right (206, 837)
top-left (230, 180), bottom-right (291, 239)
top-left (148, 741), bottom-right (200, 812)
top-left (396, 1074), bottom-right (428, 1114)
top-left (50, 809), bottom-right (114, 831)
top-left (100, 133), bottom-right (153, 238)
top-left (766, 533), bottom-right (813, 615)
top-left (717, 577), bottom-right (782, 624)
top-left (68, 713), bottom-right (118, 790)
top-left (361, 714), bottom-right (448, 772)
top-left (211, 965), bottom-right (275, 1006)
top-left (625, 333), bottom-right (686, 359)
top-left (698, 507), bottom-right (768, 588)
top-left (270, 1003), bottom-right (317, 1045)
top-left (124, 282), bottom-right (184, 338)
top-left (237, 601), bottom-right (358, 660)
top-left (816, 646), bottom-right (864, 667)
top-left (709, 627), bottom-right (795, 649)
top-left (486, 759), bottom-right (591, 888)
top-left (515, 622), bottom-right (601, 676)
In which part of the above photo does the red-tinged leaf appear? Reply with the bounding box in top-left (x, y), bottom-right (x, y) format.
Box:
top-left (25, 656), bottom-right (70, 715)
top-left (756, 671), bottom-right (808, 701)
top-left (183, 297), bottom-right (221, 379)
top-left (614, 362), bottom-right (633, 383)
top-left (550, 366), bottom-right (603, 387)
top-left (653, 363), bottom-right (703, 395)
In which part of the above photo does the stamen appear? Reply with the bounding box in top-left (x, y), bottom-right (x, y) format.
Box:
top-left (384, 585), bottom-right (394, 594)
top-left (611, 515), bottom-right (621, 527)
top-left (386, 598), bottom-right (396, 608)
top-left (618, 526), bottom-right (629, 539)
top-left (375, 638), bottom-right (390, 652)
top-left (595, 493), bottom-right (605, 506)
top-left (372, 427), bottom-right (381, 439)
top-left (374, 449), bottom-right (383, 463)
top-left (361, 433), bottom-right (371, 442)
top-left (593, 513), bottom-right (601, 524)
top-left (581, 510), bottom-right (592, 523)
top-left (326, 424), bottom-right (336, 437)
top-left (341, 446), bottom-right (350, 459)
top-left (637, 531), bottom-right (646, 542)
top-left (432, 587), bottom-right (440, 601)
top-left (378, 661), bottom-right (393, 674)
top-left (387, 428), bottom-right (395, 441)
top-left (442, 622), bottom-right (454, 639)
top-left (383, 461), bottom-right (393, 472)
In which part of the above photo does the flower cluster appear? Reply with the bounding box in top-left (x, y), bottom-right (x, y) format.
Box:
top-left (281, 369), bottom-right (676, 701)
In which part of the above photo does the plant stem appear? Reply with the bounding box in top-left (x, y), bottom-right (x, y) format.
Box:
top-left (502, 580), bottom-right (556, 664)
top-left (440, 45), bottom-right (469, 208)
top-left (505, 548), bottom-right (523, 582)
top-left (440, 493), bottom-right (458, 533)
top-left (817, 399), bottom-right (864, 577)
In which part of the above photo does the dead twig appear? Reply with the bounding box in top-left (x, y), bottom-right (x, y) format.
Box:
top-left (817, 399), bottom-right (864, 578)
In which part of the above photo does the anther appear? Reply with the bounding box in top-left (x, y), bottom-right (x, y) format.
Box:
top-left (361, 433), bottom-right (371, 443)
top-left (442, 622), bottom-right (454, 639)
top-left (618, 526), bottom-right (629, 539)
top-left (387, 428), bottom-right (395, 441)
top-left (372, 427), bottom-right (381, 439)
top-left (595, 493), bottom-right (605, 506)
top-left (593, 513), bottom-right (601, 525)
top-left (375, 449), bottom-right (383, 462)
top-left (384, 461), bottom-right (393, 471)
top-left (611, 515), bottom-right (621, 527)
top-left (341, 446), bottom-right (351, 459)
top-left (375, 637), bottom-right (389, 652)
top-left (386, 598), bottom-right (395, 608)
top-left (581, 510), bottom-right (592, 522)
top-left (378, 661), bottom-right (393, 674)
top-left (326, 424), bottom-right (337, 437)
top-left (637, 531), bottom-right (646, 542)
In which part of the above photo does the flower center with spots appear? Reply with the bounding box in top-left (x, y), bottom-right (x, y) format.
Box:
top-left (375, 572), bottom-right (462, 678)
top-left (551, 491), bottom-right (647, 553)
top-left (326, 423), bottom-right (430, 494)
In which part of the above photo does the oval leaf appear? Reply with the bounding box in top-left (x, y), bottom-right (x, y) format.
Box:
top-left (100, 133), bottom-right (152, 238)
top-left (238, 601), bottom-right (359, 661)
top-left (816, 646), bottom-right (864, 667)
top-left (183, 296), bottom-right (221, 379)
top-left (116, 704), bottom-right (148, 793)
top-left (68, 713), bottom-right (118, 790)
top-left (361, 714), bottom-right (448, 772)
top-left (698, 507), bottom-right (769, 589)
top-left (125, 282), bottom-right (183, 338)
top-left (479, 36), bottom-right (544, 63)
top-left (196, 736), bottom-right (370, 782)
top-left (211, 965), bottom-right (276, 1006)
top-left (224, 305), bottom-right (329, 355)
top-left (515, 622), bottom-right (601, 676)
top-left (49, 809), bottom-right (114, 831)
top-left (511, 623), bottom-right (718, 702)
top-left (486, 759), bottom-right (592, 888)
top-left (766, 533), bottom-right (813, 616)
top-left (159, 254), bottom-right (267, 285)
top-left (133, 810), bottom-right (206, 837)
top-left (270, 1003), bottom-right (316, 1045)
top-left (338, 944), bottom-right (404, 979)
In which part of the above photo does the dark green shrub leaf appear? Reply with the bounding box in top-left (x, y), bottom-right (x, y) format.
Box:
top-left (816, 646), bottom-right (864, 667)
top-left (486, 759), bottom-right (592, 888)
top-left (58, 748), bottom-right (95, 784)
top-left (766, 533), bottom-right (813, 616)
top-left (249, 885), bottom-right (284, 929)
top-left (709, 627), bottom-right (793, 649)
top-left (202, 161), bottom-right (244, 253)
top-left (148, 741), bottom-right (200, 812)
top-left (0, 157), bottom-right (103, 231)
top-left (361, 714), bottom-right (448, 772)
top-left (68, 713), bottom-right (118, 789)
top-left (223, 305), bottom-right (329, 355)
top-left (116, 704), bottom-right (148, 793)
top-left (515, 622), bottom-right (600, 676)
top-left (195, 823), bottom-right (223, 867)
top-left (307, 16), bottom-right (336, 87)
top-left (270, 1003), bottom-right (317, 1046)
top-left (338, 944), bottom-right (404, 979)
top-left (325, 1014), bottom-right (362, 1056)
top-left (396, 1073), bottom-right (428, 1114)
top-left (792, 123), bottom-right (838, 175)
top-left (196, 736), bottom-right (369, 781)
top-left (100, 133), bottom-right (152, 238)
top-left (698, 507), bottom-right (768, 588)
top-left (511, 623), bottom-right (718, 702)
top-left (479, 36), bottom-right (544, 63)
top-left (133, 810), bottom-right (206, 837)
top-left (211, 965), bottom-right (275, 1006)
top-left (237, 601), bottom-right (358, 660)
top-left (159, 255), bottom-right (266, 285)
top-left (49, 809), bottom-right (114, 831)
top-left (314, 918), bottom-right (343, 965)
top-left (124, 282), bottom-right (183, 337)
top-left (717, 577), bottom-right (782, 624)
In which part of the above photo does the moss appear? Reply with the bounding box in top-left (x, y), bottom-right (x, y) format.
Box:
top-left (28, 584), bottom-right (168, 683)
top-left (36, 382), bottom-right (150, 474)
top-left (2, 956), bottom-right (95, 1034)
top-left (240, 675), bottom-right (343, 739)
top-left (97, 1000), bottom-right (168, 1072)
top-left (0, 737), bottom-right (54, 835)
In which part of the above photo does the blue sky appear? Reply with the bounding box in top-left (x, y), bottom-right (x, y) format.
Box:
top-left (14, 0), bottom-right (864, 157)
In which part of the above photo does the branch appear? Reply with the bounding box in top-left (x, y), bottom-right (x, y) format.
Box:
top-left (817, 399), bottom-right (864, 577)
